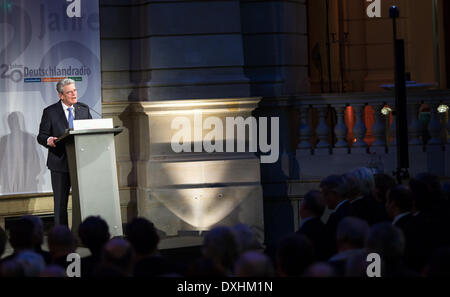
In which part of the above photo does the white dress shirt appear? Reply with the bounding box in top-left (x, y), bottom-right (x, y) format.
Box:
top-left (47, 101), bottom-right (75, 145)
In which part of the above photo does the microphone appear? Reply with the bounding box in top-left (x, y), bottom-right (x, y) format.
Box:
top-left (76, 102), bottom-right (102, 118)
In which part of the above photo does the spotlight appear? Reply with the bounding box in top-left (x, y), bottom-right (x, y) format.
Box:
top-left (437, 104), bottom-right (449, 114)
top-left (381, 106), bottom-right (393, 116)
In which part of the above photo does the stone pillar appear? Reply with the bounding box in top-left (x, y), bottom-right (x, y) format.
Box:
top-left (103, 99), bottom-right (265, 248)
top-left (101, 0), bottom-right (250, 101)
top-left (240, 0), bottom-right (310, 96)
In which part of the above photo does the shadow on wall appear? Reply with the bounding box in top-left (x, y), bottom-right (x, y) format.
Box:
top-left (0, 112), bottom-right (45, 194)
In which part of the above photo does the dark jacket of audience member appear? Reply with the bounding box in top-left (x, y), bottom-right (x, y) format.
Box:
top-left (126, 217), bottom-right (178, 276)
top-left (47, 225), bottom-right (77, 270)
top-left (22, 215), bottom-right (52, 265)
top-left (1, 218), bottom-right (35, 264)
top-left (297, 190), bottom-right (333, 261)
top-left (321, 175), bottom-right (356, 254)
top-left (275, 233), bottom-right (314, 276)
top-left (78, 216), bottom-right (111, 277)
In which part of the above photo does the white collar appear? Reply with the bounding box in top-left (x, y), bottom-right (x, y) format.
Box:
top-left (61, 100), bottom-right (74, 111)
top-left (350, 195), bottom-right (364, 204)
top-left (392, 211), bottom-right (411, 225)
top-left (333, 199), bottom-right (348, 212)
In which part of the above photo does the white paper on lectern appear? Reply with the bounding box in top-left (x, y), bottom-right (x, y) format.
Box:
top-left (73, 118), bottom-right (113, 130)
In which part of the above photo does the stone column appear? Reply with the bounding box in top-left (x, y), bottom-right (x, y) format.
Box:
top-left (110, 99), bottom-right (264, 248)
top-left (240, 0), bottom-right (309, 96)
top-left (101, 0), bottom-right (250, 102)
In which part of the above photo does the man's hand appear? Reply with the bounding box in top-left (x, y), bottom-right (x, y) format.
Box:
top-left (47, 137), bottom-right (58, 147)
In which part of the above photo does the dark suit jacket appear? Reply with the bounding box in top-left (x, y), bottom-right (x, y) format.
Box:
top-left (393, 213), bottom-right (413, 234)
top-left (351, 195), bottom-right (390, 226)
top-left (297, 217), bottom-right (334, 261)
top-left (37, 101), bottom-right (92, 172)
top-left (402, 211), bottom-right (444, 273)
top-left (325, 200), bottom-right (356, 253)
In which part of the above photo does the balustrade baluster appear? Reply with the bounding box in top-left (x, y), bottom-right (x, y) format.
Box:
top-left (333, 105), bottom-right (348, 148)
top-left (428, 103), bottom-right (443, 145)
top-left (408, 103), bottom-right (422, 145)
top-left (372, 104), bottom-right (386, 147)
top-left (315, 105), bottom-right (330, 149)
top-left (297, 106), bottom-right (312, 149)
top-left (352, 104), bottom-right (367, 147)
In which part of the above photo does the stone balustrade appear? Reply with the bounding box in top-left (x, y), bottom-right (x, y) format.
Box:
top-left (258, 89), bottom-right (450, 181)
top-left (292, 91), bottom-right (449, 153)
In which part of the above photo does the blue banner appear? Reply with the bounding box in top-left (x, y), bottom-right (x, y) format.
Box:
top-left (0, 0), bottom-right (101, 195)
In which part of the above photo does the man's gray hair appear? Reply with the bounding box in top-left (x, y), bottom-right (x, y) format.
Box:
top-left (366, 222), bottom-right (405, 259)
top-left (351, 167), bottom-right (375, 197)
top-left (56, 78), bottom-right (75, 94)
top-left (336, 217), bottom-right (369, 248)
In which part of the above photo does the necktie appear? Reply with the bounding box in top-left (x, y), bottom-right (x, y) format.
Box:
top-left (68, 107), bottom-right (74, 129)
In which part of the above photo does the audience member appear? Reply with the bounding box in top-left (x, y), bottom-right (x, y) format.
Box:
top-left (232, 224), bottom-right (262, 255)
top-left (385, 184), bottom-right (413, 232)
top-left (328, 217), bottom-right (369, 276)
top-left (320, 174), bottom-right (356, 253)
top-left (1, 217), bottom-right (35, 263)
top-left (407, 177), bottom-right (443, 273)
top-left (78, 216), bottom-right (110, 277)
top-left (366, 222), bottom-right (416, 276)
top-left (0, 226), bottom-right (6, 259)
top-left (125, 217), bottom-right (178, 276)
top-left (15, 250), bottom-right (46, 277)
top-left (40, 265), bottom-right (67, 277)
top-left (424, 247), bottom-right (450, 277)
top-left (47, 225), bottom-right (77, 270)
top-left (412, 173), bottom-right (450, 247)
top-left (350, 168), bottom-right (389, 225)
top-left (186, 257), bottom-right (227, 277)
top-left (275, 233), bottom-right (314, 276)
top-left (304, 262), bottom-right (336, 277)
top-left (374, 173), bottom-right (396, 204)
top-left (0, 260), bottom-right (25, 277)
top-left (297, 190), bottom-right (333, 261)
top-left (94, 238), bottom-right (134, 277)
top-left (22, 215), bottom-right (52, 264)
top-left (234, 251), bottom-right (275, 277)
top-left (202, 226), bottom-right (240, 276)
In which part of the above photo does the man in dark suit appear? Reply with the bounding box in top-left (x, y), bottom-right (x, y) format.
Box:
top-left (320, 174), bottom-right (356, 255)
top-left (386, 184), bottom-right (413, 232)
top-left (37, 78), bottom-right (92, 226)
top-left (344, 170), bottom-right (389, 226)
top-left (296, 190), bottom-right (333, 261)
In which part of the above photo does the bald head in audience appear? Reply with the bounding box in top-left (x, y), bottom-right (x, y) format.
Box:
top-left (234, 251), bottom-right (274, 277)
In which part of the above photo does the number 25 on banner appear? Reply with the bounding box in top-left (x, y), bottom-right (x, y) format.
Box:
top-left (66, 0), bottom-right (81, 18)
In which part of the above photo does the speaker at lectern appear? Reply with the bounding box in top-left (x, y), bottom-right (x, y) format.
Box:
top-left (58, 118), bottom-right (123, 238)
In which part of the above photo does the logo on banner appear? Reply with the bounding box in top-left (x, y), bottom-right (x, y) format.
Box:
top-left (66, 0), bottom-right (81, 18)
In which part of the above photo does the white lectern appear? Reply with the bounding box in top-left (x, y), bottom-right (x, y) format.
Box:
top-left (58, 127), bottom-right (123, 237)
